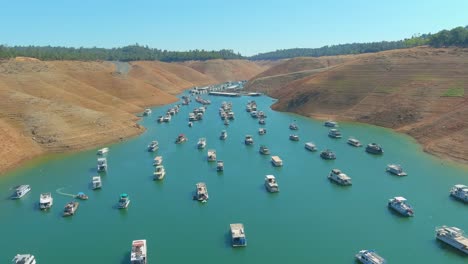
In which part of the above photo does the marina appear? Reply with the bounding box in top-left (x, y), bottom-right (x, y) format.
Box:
top-left (1, 91), bottom-right (468, 263)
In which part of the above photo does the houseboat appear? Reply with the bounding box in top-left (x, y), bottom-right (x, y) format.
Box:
top-left (197, 138), bottom-right (207, 149)
top-left (147, 141), bottom-right (159, 152)
top-left (153, 165), bottom-right (166, 180)
top-left (39, 192), bottom-right (53, 209)
top-left (153, 156), bottom-right (163, 166)
top-left (259, 145), bottom-right (270, 155)
top-left (194, 182), bottom-right (209, 202)
top-left (230, 223), bottom-right (247, 247)
top-left (386, 164), bottom-right (407, 176)
top-left (63, 201), bottom-right (79, 217)
top-left (220, 130), bottom-right (228, 140)
top-left (207, 149), bottom-right (217, 162)
top-left (388, 196), bottom-right (414, 217)
top-left (175, 134), bottom-right (187, 144)
top-left (450, 184), bottom-right (468, 203)
top-left (130, 239), bottom-right (147, 264)
top-left (97, 157), bottom-right (107, 172)
top-left (117, 193), bottom-right (130, 209)
top-left (355, 249), bottom-right (386, 264)
top-left (289, 123), bottom-right (299, 130)
top-left (328, 128), bottom-right (342, 138)
top-left (328, 169), bottom-right (352, 185)
top-left (259, 118), bottom-right (266, 125)
top-left (271, 156), bottom-right (283, 167)
top-left (324, 120), bottom-right (338, 127)
top-left (11, 185), bottom-right (31, 199)
top-left (216, 160), bottom-right (224, 172)
top-left (305, 142), bottom-right (317, 151)
top-left (157, 115), bottom-right (164, 122)
top-left (320, 149), bottom-right (336, 160)
top-left (258, 128), bottom-right (267, 135)
top-left (143, 109), bottom-right (152, 116)
top-left (265, 175), bottom-right (279, 192)
top-left (12, 254), bottom-right (36, 264)
top-left (366, 143), bottom-right (384, 154)
top-left (245, 135), bottom-right (254, 145)
top-left (92, 176), bottom-right (102, 190)
top-left (97, 147), bottom-right (109, 155)
top-left (289, 134), bottom-right (299, 141)
top-left (435, 226), bottom-right (468, 254)
top-left (347, 137), bottom-right (362, 147)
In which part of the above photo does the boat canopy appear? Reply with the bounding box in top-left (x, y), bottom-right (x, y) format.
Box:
top-left (77, 192), bottom-right (85, 195)
top-left (120, 193), bottom-right (129, 198)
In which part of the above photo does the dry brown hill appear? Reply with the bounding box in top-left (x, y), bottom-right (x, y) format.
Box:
top-left (0, 58), bottom-right (267, 174)
top-left (246, 47), bottom-right (468, 164)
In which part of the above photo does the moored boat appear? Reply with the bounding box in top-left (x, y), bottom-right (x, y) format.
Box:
top-left (157, 115), bottom-right (164, 123)
top-left (450, 184), bottom-right (468, 203)
top-left (207, 149), bottom-right (217, 162)
top-left (97, 157), bottom-right (107, 172)
top-left (63, 201), bottom-right (79, 217)
top-left (143, 109), bottom-right (152, 116)
top-left (289, 123), bottom-right (298, 130)
top-left (11, 185), bottom-right (31, 199)
top-left (194, 182), bottom-right (209, 202)
top-left (197, 138), bottom-right (207, 149)
top-left (75, 192), bottom-right (89, 200)
top-left (131, 239), bottom-right (147, 264)
top-left (259, 118), bottom-right (266, 125)
top-left (220, 130), bottom-right (228, 140)
top-left (347, 137), bottom-right (362, 147)
top-left (265, 175), bottom-right (279, 192)
top-left (289, 134), bottom-right (299, 141)
top-left (271, 156), bottom-right (283, 167)
top-left (355, 249), bottom-right (386, 264)
top-left (92, 176), bottom-right (102, 190)
top-left (304, 142), bottom-right (317, 151)
top-left (97, 147), bottom-right (109, 155)
top-left (117, 193), bottom-right (130, 209)
top-left (388, 196), bottom-right (414, 217)
top-left (147, 140), bottom-right (159, 152)
top-left (245, 135), bottom-right (254, 145)
top-left (328, 128), bottom-right (342, 138)
top-left (320, 149), bottom-right (336, 160)
top-left (39, 192), bottom-right (53, 209)
top-left (175, 134), bottom-right (187, 144)
top-left (153, 156), bottom-right (163, 166)
top-left (366, 143), bottom-right (384, 154)
top-left (258, 128), bottom-right (267, 135)
top-left (12, 254), bottom-right (36, 264)
top-left (216, 160), bottom-right (224, 171)
top-left (188, 121), bottom-right (193, 127)
top-left (386, 164), bottom-right (407, 176)
top-left (328, 169), bottom-right (352, 185)
top-left (230, 223), bottom-right (247, 247)
top-left (435, 226), bottom-right (468, 254)
top-left (153, 165), bottom-right (166, 180)
top-left (324, 120), bottom-right (338, 127)
top-left (259, 145), bottom-right (270, 155)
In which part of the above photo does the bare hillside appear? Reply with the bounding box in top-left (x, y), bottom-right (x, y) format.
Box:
top-left (246, 47), bottom-right (468, 164)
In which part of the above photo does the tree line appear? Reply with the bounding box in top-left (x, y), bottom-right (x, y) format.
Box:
top-left (0, 26), bottom-right (466, 62)
top-left (0, 44), bottom-right (243, 62)
top-left (250, 26), bottom-right (468, 60)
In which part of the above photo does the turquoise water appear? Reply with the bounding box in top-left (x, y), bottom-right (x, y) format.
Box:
top-left (1, 93), bottom-right (467, 263)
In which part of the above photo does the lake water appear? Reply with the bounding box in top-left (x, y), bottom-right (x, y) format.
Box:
top-left (1, 92), bottom-right (467, 263)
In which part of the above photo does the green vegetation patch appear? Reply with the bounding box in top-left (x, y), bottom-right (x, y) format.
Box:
top-left (441, 87), bottom-right (465, 97)
top-left (374, 86), bottom-right (399, 94)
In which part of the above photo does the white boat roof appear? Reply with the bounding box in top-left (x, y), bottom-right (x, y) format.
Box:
top-left (394, 196), bottom-right (407, 201)
top-left (265, 175), bottom-right (276, 179)
top-left (338, 173), bottom-right (351, 180)
top-left (454, 184), bottom-right (467, 188)
top-left (305, 142), bottom-right (315, 146)
top-left (271, 156), bottom-right (282, 161)
top-left (154, 156), bottom-right (162, 160)
top-left (92, 176), bottom-right (101, 180)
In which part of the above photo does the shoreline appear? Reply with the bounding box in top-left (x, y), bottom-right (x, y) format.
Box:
top-left (3, 92), bottom-right (468, 176)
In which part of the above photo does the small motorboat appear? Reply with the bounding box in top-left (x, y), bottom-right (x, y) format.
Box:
top-left (75, 192), bottom-right (89, 200)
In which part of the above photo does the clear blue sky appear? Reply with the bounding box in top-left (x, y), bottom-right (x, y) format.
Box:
top-left (1, 0), bottom-right (467, 56)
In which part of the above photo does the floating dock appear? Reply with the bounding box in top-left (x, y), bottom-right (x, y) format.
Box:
top-left (209, 91), bottom-right (241, 97)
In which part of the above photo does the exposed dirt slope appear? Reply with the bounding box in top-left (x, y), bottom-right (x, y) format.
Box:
top-left (246, 47), bottom-right (468, 164)
top-left (180, 59), bottom-right (269, 82)
top-left (0, 58), bottom-right (266, 174)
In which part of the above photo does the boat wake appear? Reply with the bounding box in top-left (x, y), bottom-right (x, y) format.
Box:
top-left (56, 187), bottom-right (76, 198)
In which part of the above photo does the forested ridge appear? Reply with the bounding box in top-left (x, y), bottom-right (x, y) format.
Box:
top-left (1, 26), bottom-right (466, 62)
